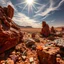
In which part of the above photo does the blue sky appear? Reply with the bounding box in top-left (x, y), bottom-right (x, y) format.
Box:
top-left (0, 0), bottom-right (64, 28)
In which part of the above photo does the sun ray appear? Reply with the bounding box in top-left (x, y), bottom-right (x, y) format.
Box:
top-left (22, 4), bottom-right (28, 11)
top-left (15, 2), bottom-right (26, 6)
top-left (34, 2), bottom-right (42, 5)
top-left (32, 4), bottom-right (37, 10)
top-left (17, 0), bottom-right (41, 15)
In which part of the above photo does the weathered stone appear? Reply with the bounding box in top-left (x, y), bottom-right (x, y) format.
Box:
top-left (6, 58), bottom-right (14, 64)
top-left (25, 38), bottom-right (35, 47)
top-left (41, 21), bottom-right (50, 37)
top-left (0, 5), bottom-right (23, 54)
top-left (7, 5), bottom-right (14, 18)
top-left (51, 26), bottom-right (56, 33)
top-left (62, 27), bottom-right (64, 31)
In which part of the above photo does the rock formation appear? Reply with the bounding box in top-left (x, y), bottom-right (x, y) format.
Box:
top-left (51, 26), bottom-right (56, 33)
top-left (41, 21), bottom-right (50, 37)
top-left (62, 27), bottom-right (64, 31)
top-left (0, 5), bottom-right (23, 53)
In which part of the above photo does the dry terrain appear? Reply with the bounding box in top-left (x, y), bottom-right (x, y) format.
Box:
top-left (20, 27), bottom-right (62, 33)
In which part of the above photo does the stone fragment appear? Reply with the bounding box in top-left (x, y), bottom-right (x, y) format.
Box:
top-left (29, 57), bottom-right (34, 63)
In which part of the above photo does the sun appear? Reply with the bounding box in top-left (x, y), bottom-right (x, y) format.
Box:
top-left (26, 0), bottom-right (34, 5)
top-left (16, 0), bottom-right (41, 14)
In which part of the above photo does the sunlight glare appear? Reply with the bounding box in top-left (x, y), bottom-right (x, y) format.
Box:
top-left (26, 0), bottom-right (34, 5)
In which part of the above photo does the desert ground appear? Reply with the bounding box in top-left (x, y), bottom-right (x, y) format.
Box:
top-left (20, 27), bottom-right (62, 33)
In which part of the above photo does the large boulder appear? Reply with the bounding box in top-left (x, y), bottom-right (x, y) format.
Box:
top-left (0, 5), bottom-right (23, 53)
top-left (41, 21), bottom-right (50, 37)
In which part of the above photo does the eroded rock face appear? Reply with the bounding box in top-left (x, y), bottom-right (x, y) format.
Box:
top-left (41, 21), bottom-right (50, 37)
top-left (0, 5), bottom-right (23, 53)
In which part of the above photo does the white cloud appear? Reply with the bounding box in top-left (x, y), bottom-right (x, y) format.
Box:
top-left (34, 0), bottom-right (64, 17)
top-left (35, 4), bottom-right (47, 14)
top-left (0, 0), bottom-right (6, 6)
top-left (7, 1), bottom-right (17, 11)
top-left (0, 0), bottom-right (41, 28)
top-left (13, 12), bottom-right (41, 28)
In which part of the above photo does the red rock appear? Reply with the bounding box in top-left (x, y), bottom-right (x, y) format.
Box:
top-left (37, 47), bottom-right (60, 64)
top-left (7, 5), bottom-right (14, 18)
top-left (62, 27), bottom-right (64, 31)
top-left (0, 5), bottom-right (23, 54)
top-left (51, 26), bottom-right (56, 33)
top-left (41, 21), bottom-right (50, 37)
top-left (6, 58), bottom-right (14, 64)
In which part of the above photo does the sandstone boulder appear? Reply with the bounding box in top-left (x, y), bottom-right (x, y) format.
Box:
top-left (0, 5), bottom-right (23, 53)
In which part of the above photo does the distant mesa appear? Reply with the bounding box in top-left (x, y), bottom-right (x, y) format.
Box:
top-left (12, 23), bottom-right (33, 28)
top-left (20, 26), bottom-right (33, 28)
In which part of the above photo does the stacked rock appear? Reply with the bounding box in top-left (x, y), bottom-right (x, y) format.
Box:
top-left (0, 5), bottom-right (23, 53)
top-left (41, 21), bottom-right (50, 37)
top-left (62, 27), bottom-right (64, 31)
top-left (51, 26), bottom-right (56, 33)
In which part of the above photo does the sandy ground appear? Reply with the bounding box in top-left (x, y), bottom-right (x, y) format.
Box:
top-left (20, 28), bottom-right (41, 33)
top-left (20, 27), bottom-right (62, 33)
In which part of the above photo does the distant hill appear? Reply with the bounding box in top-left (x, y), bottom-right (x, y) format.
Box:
top-left (20, 26), bottom-right (33, 28)
top-left (13, 22), bottom-right (32, 28)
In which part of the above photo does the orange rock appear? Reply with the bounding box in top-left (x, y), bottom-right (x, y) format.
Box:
top-left (36, 45), bottom-right (43, 51)
top-left (7, 5), bottom-right (14, 18)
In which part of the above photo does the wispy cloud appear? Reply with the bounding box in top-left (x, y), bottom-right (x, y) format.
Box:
top-left (34, 0), bottom-right (64, 17)
top-left (13, 12), bottom-right (41, 28)
top-left (0, 0), bottom-right (41, 28)
top-left (0, 0), bottom-right (17, 11)
top-left (35, 4), bottom-right (47, 14)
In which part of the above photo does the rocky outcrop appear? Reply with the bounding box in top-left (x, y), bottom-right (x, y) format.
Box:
top-left (62, 27), bottom-right (64, 31)
top-left (41, 21), bottom-right (50, 37)
top-left (0, 5), bottom-right (23, 53)
top-left (51, 26), bottom-right (56, 33)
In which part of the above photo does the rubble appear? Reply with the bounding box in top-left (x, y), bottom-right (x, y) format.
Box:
top-left (37, 46), bottom-right (60, 64)
top-left (29, 57), bottom-right (34, 63)
top-left (9, 51), bottom-right (18, 62)
top-left (54, 38), bottom-right (64, 47)
top-left (5, 58), bottom-right (14, 64)
top-left (25, 38), bottom-right (35, 48)
top-left (22, 55), bottom-right (26, 61)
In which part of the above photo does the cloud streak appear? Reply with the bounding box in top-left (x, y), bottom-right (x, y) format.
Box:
top-left (34, 0), bottom-right (64, 17)
top-left (0, 0), bottom-right (41, 28)
top-left (13, 12), bottom-right (41, 28)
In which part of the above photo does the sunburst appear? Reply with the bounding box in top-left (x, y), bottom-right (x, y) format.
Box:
top-left (16, 0), bottom-right (41, 14)
top-left (26, 0), bottom-right (34, 5)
